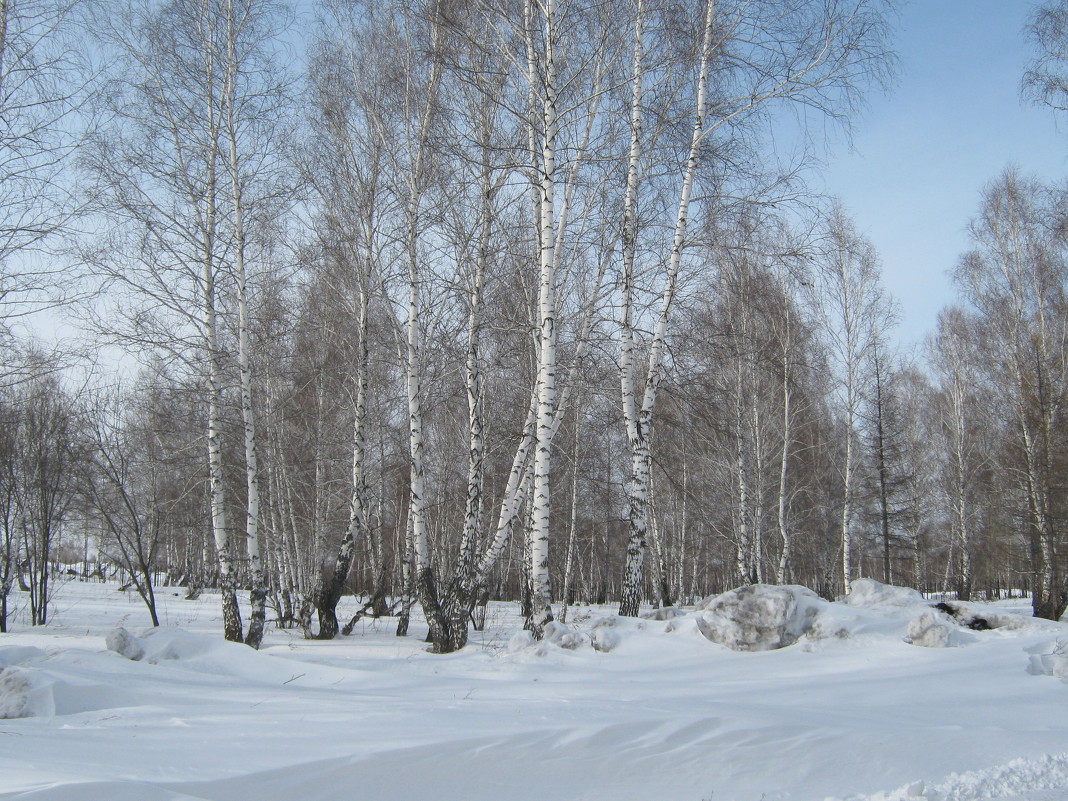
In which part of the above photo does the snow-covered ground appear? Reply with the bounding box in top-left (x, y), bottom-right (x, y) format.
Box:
top-left (1, 578), bottom-right (1067, 801)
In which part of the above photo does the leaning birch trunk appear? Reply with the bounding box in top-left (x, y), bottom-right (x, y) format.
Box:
top-left (466, 229), bottom-right (608, 601)
top-left (440, 160), bottom-right (493, 653)
top-left (222, 0), bottom-right (265, 649)
top-left (314, 282), bottom-right (369, 639)
top-left (619, 0), bottom-right (715, 616)
top-left (458, 34), bottom-right (611, 625)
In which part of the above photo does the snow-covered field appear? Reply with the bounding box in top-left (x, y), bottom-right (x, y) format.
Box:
top-left (1, 579), bottom-right (1067, 801)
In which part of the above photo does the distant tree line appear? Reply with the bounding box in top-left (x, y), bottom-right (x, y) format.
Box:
top-left (3, 0), bottom-right (1068, 646)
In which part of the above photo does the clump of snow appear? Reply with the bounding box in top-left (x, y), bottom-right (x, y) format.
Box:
top-left (906, 610), bottom-right (957, 648)
top-left (640, 606), bottom-right (683, 621)
top-left (1028, 640), bottom-right (1068, 680)
top-left (590, 618), bottom-right (623, 653)
top-left (0, 667), bottom-right (38, 719)
top-left (542, 621), bottom-right (589, 650)
top-left (506, 630), bottom-right (533, 653)
top-left (106, 627), bottom-right (146, 661)
top-left (695, 584), bottom-right (825, 651)
top-left (844, 578), bottom-right (926, 608)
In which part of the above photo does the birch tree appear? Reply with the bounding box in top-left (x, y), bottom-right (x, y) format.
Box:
top-left (954, 170), bottom-right (1068, 620)
top-left (616, 0), bottom-right (894, 614)
top-left (930, 307), bottom-right (985, 600)
top-left (87, 0), bottom-right (293, 643)
top-left (303, 10), bottom-right (381, 637)
top-left (813, 206), bottom-right (892, 595)
top-left (0, 0), bottom-right (93, 353)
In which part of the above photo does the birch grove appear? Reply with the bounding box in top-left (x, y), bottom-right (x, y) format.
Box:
top-left (14, 0), bottom-right (1068, 646)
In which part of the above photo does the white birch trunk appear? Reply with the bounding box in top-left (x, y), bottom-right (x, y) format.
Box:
top-left (401, 8), bottom-right (448, 649)
top-left (619, 0), bottom-right (716, 615)
top-left (528, 0), bottom-right (559, 638)
top-left (222, 0), bottom-right (265, 649)
top-left (841, 397), bottom-right (855, 595)
top-left (196, 17), bottom-right (241, 642)
top-left (734, 384), bottom-right (752, 584)
top-left (950, 378), bottom-right (971, 598)
top-left (776, 364), bottom-right (793, 584)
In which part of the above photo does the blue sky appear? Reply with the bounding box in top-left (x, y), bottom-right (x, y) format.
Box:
top-left (820, 0), bottom-right (1067, 352)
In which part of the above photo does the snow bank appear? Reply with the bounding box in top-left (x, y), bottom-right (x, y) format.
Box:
top-left (507, 616), bottom-right (642, 656)
top-left (506, 581), bottom-right (1041, 657)
top-left (694, 584), bottom-right (826, 651)
top-left (836, 752), bottom-right (1068, 801)
top-left (0, 660), bottom-right (149, 719)
top-left (106, 627), bottom-right (146, 660)
top-left (640, 606), bottom-right (683, 621)
top-left (108, 626), bottom-right (265, 671)
top-left (933, 600), bottom-right (1053, 633)
top-left (1028, 640), bottom-right (1068, 681)
top-left (0, 666), bottom-right (41, 718)
top-left (590, 618), bottom-right (626, 653)
top-left (542, 620), bottom-right (590, 650)
top-left (102, 626), bottom-right (364, 690)
top-left (905, 610), bottom-right (958, 648)
top-left (843, 578), bottom-right (926, 608)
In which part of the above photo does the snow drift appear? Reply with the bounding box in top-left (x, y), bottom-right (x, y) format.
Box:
top-left (507, 580), bottom-right (1050, 659)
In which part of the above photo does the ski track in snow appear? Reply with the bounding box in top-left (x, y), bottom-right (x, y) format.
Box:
top-left (0, 580), bottom-right (1067, 801)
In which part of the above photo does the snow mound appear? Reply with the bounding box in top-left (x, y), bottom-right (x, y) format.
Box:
top-left (590, 618), bottom-right (625, 653)
top-left (843, 578), bottom-right (926, 608)
top-left (905, 611), bottom-right (958, 648)
top-left (933, 600), bottom-right (1051, 633)
top-left (506, 616), bottom-right (642, 655)
top-left (542, 620), bottom-right (589, 650)
top-left (695, 584), bottom-right (825, 651)
top-left (503, 583), bottom-right (1056, 660)
top-left (106, 626), bottom-right (146, 660)
top-left (0, 663), bottom-right (147, 718)
top-left (101, 627), bottom-right (361, 689)
top-left (0, 645), bottom-right (49, 667)
top-left (0, 666), bottom-right (38, 718)
top-left (1028, 640), bottom-right (1068, 681)
top-left (107, 626), bottom-right (225, 666)
top-left (640, 606), bottom-right (683, 621)
top-left (506, 630), bottom-right (533, 653)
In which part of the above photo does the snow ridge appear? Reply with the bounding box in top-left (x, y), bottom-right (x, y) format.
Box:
top-left (837, 753), bottom-right (1068, 801)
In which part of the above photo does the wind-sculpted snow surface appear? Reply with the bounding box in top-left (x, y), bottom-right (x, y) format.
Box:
top-left (0, 578), bottom-right (1066, 801)
top-left (0, 645), bottom-right (154, 718)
